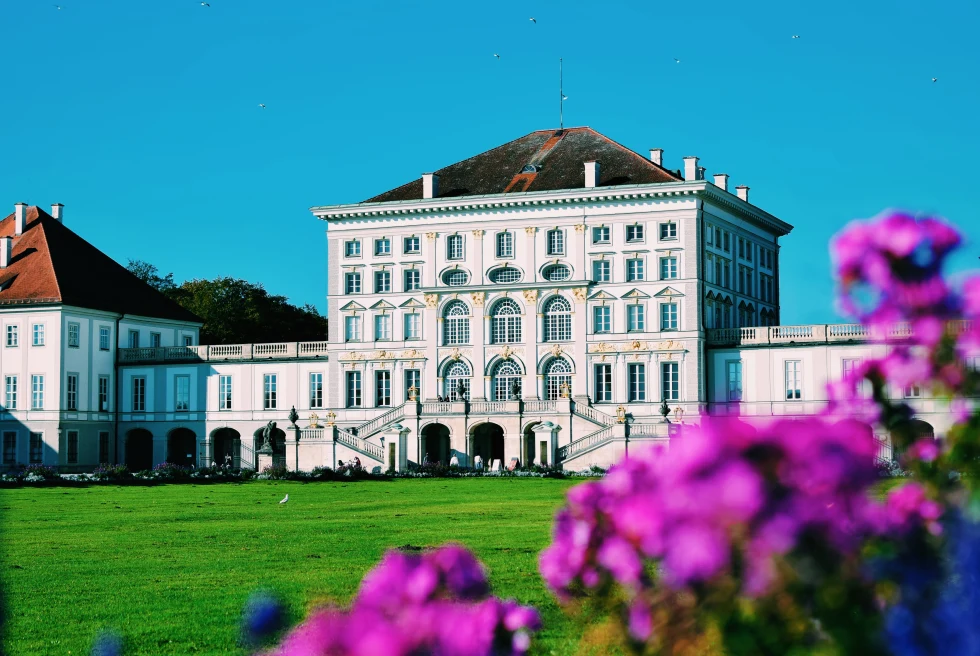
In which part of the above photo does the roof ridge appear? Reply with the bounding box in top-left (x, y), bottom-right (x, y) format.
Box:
top-left (577, 127), bottom-right (682, 180)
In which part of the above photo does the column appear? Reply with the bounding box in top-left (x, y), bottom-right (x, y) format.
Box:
top-left (471, 292), bottom-right (487, 400)
top-left (472, 230), bottom-right (486, 285)
top-left (424, 296), bottom-right (440, 401)
top-left (523, 226), bottom-right (538, 283)
top-left (522, 289), bottom-right (540, 400)
top-left (393, 362), bottom-right (404, 407)
top-left (571, 287), bottom-right (589, 401)
top-left (531, 421), bottom-right (561, 467)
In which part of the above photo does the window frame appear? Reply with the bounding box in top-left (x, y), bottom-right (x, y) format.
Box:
top-left (661, 362), bottom-right (679, 401)
top-left (626, 258), bottom-right (645, 282)
top-left (403, 236), bottom-right (421, 254)
top-left (405, 369), bottom-right (421, 402)
top-left (345, 272), bottom-right (362, 294)
top-left (99, 326), bottom-right (111, 351)
top-left (726, 360), bottom-right (743, 402)
top-left (66, 373), bottom-right (78, 411)
top-left (404, 269), bottom-right (421, 292)
top-left (29, 432), bottom-right (42, 464)
top-left (67, 430), bottom-right (78, 464)
top-left (592, 226), bottom-right (610, 244)
top-left (628, 363), bottom-right (646, 402)
top-left (593, 305), bottom-right (611, 333)
top-left (218, 375), bottom-right (233, 410)
top-left (660, 303), bottom-right (679, 331)
top-left (33, 323), bottom-right (47, 347)
top-left (784, 360), bottom-right (803, 400)
top-left (547, 229), bottom-right (565, 256)
top-left (132, 376), bottom-right (146, 412)
top-left (98, 375), bottom-right (110, 412)
top-left (595, 364), bottom-right (613, 403)
top-left (3, 431), bottom-right (16, 465)
top-left (543, 296), bottom-right (572, 342)
top-left (447, 234), bottom-right (465, 260)
top-left (496, 231), bottom-right (514, 258)
top-left (659, 256), bottom-right (678, 280)
top-left (4, 375), bottom-right (16, 410)
top-left (374, 314), bottom-right (392, 341)
top-left (375, 370), bottom-right (392, 407)
top-left (374, 238), bottom-right (391, 256)
top-left (593, 260), bottom-right (611, 283)
top-left (659, 222), bottom-right (677, 241)
top-left (344, 239), bottom-right (362, 258)
top-left (175, 374), bottom-right (190, 412)
top-left (263, 373), bottom-right (278, 410)
top-left (344, 315), bottom-right (362, 343)
top-left (374, 270), bottom-right (391, 294)
top-left (627, 304), bottom-right (646, 332)
top-left (31, 374), bottom-right (44, 410)
top-left (6, 325), bottom-right (18, 347)
top-left (626, 224), bottom-right (645, 243)
top-left (346, 371), bottom-right (362, 408)
top-left (99, 431), bottom-right (110, 464)
top-left (404, 312), bottom-right (421, 340)
top-left (309, 372), bottom-right (324, 409)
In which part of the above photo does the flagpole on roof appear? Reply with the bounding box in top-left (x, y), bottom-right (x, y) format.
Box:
top-left (559, 58), bottom-right (563, 130)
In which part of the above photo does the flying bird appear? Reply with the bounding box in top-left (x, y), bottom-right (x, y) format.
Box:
top-left (932, 77), bottom-right (938, 83)
top-left (674, 58), bottom-right (681, 63)
top-left (53, 4), bottom-right (62, 8)
top-left (791, 35), bottom-right (800, 39)
top-left (279, 494), bottom-right (289, 504)
top-left (493, 53), bottom-right (500, 59)
top-left (258, 103), bottom-right (266, 108)
top-left (562, 94), bottom-right (568, 101)
top-left (529, 17), bottom-right (536, 23)
top-left (201, 2), bottom-right (210, 6)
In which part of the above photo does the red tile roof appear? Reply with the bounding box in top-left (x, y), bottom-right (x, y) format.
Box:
top-left (364, 127), bottom-right (682, 203)
top-left (0, 206), bottom-right (200, 323)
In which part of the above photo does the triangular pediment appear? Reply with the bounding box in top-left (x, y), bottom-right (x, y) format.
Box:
top-left (620, 288), bottom-right (651, 300)
top-left (588, 290), bottom-right (616, 301)
top-left (654, 286), bottom-right (684, 298)
top-left (400, 298), bottom-right (426, 309)
top-left (340, 301), bottom-right (366, 312)
top-left (370, 300), bottom-right (397, 310)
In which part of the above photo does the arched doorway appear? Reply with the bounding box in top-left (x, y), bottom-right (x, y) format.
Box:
top-left (125, 428), bottom-right (153, 471)
top-left (253, 425), bottom-right (287, 468)
top-left (421, 423), bottom-right (451, 465)
top-left (471, 422), bottom-right (505, 468)
top-left (523, 423), bottom-right (538, 466)
top-left (167, 428), bottom-right (197, 467)
top-left (211, 427), bottom-right (241, 468)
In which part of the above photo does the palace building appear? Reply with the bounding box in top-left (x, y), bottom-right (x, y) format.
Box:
top-left (1, 128), bottom-right (970, 473)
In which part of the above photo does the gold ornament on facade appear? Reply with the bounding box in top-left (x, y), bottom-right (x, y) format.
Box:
top-left (308, 412), bottom-right (321, 428)
top-left (572, 287), bottom-right (587, 303)
top-left (524, 226), bottom-right (537, 235)
top-left (451, 348), bottom-right (462, 361)
top-left (574, 224), bottom-right (587, 233)
top-left (630, 340), bottom-right (645, 351)
top-left (523, 289), bottom-right (538, 303)
top-left (375, 350), bottom-right (393, 359)
top-left (616, 405), bottom-right (627, 423)
top-left (658, 340), bottom-right (678, 350)
top-left (471, 291), bottom-right (486, 307)
top-left (501, 345), bottom-right (514, 360)
top-left (593, 342), bottom-right (615, 353)
top-left (401, 349), bottom-right (425, 359)
top-left (325, 411), bottom-right (336, 426)
top-left (425, 293), bottom-right (439, 308)
top-left (425, 232), bottom-right (437, 241)
top-left (472, 229), bottom-right (485, 239)
top-left (550, 344), bottom-right (563, 358)
top-left (408, 385), bottom-right (419, 401)
top-left (559, 381), bottom-right (571, 398)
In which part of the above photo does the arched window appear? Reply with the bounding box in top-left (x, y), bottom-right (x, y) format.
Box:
top-left (496, 231), bottom-right (513, 258)
top-left (542, 264), bottom-right (571, 281)
top-left (442, 270), bottom-right (469, 286)
top-left (545, 358), bottom-right (573, 400)
top-left (489, 267), bottom-right (522, 284)
top-left (490, 299), bottom-right (522, 344)
top-left (544, 296), bottom-right (572, 342)
top-left (492, 360), bottom-right (522, 401)
top-left (444, 361), bottom-right (471, 401)
top-left (443, 301), bottom-right (470, 345)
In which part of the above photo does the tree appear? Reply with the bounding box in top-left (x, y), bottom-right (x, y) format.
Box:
top-left (125, 261), bottom-right (326, 345)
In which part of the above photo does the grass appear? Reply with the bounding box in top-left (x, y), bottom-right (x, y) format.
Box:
top-left (0, 479), bottom-right (594, 655)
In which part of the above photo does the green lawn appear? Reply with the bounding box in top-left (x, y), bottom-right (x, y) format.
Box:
top-left (0, 479), bottom-right (593, 655)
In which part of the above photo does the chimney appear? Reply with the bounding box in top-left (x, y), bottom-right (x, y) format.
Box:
top-left (713, 173), bottom-right (729, 192)
top-left (14, 203), bottom-right (27, 236)
top-left (0, 237), bottom-right (10, 269)
top-left (584, 161), bottom-right (600, 188)
top-left (736, 185), bottom-right (750, 202)
top-left (682, 156), bottom-right (700, 181)
top-left (649, 148), bottom-right (663, 166)
top-left (50, 203), bottom-right (64, 223)
top-left (422, 173), bottom-right (439, 199)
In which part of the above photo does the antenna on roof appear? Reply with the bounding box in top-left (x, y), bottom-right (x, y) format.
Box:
top-left (559, 58), bottom-right (564, 130)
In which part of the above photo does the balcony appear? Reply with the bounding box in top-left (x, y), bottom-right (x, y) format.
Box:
top-left (706, 321), bottom-right (973, 347)
top-left (118, 341), bottom-right (330, 364)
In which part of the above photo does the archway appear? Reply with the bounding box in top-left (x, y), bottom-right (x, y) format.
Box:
top-left (253, 426), bottom-right (287, 468)
top-left (523, 422), bottom-right (538, 466)
top-left (421, 423), bottom-right (451, 465)
top-left (125, 428), bottom-right (153, 471)
top-left (167, 428), bottom-right (197, 467)
top-left (211, 427), bottom-right (241, 468)
top-left (471, 422), bottom-right (505, 468)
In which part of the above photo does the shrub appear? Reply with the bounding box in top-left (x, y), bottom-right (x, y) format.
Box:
top-left (260, 464), bottom-right (290, 480)
top-left (92, 464), bottom-right (130, 481)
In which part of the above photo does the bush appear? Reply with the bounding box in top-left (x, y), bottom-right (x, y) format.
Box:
top-left (92, 463), bottom-right (130, 481)
top-left (260, 464), bottom-right (290, 480)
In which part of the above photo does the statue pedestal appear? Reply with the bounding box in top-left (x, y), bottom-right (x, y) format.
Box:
top-left (257, 447), bottom-right (274, 472)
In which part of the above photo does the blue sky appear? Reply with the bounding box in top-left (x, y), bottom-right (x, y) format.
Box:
top-left (2, 0), bottom-right (977, 323)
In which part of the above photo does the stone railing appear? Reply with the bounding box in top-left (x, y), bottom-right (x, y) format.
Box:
top-left (558, 426), bottom-right (613, 460)
top-left (300, 428), bottom-right (325, 440)
top-left (420, 401), bottom-right (454, 415)
top-left (355, 404), bottom-right (408, 438)
top-left (469, 401), bottom-right (510, 414)
top-left (571, 401), bottom-right (617, 427)
top-left (335, 428), bottom-right (384, 460)
top-left (118, 341), bottom-right (332, 364)
top-left (628, 423), bottom-right (671, 437)
top-left (707, 321), bottom-right (973, 347)
top-left (523, 400), bottom-right (558, 413)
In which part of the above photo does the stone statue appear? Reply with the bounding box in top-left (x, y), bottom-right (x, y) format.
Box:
top-left (510, 379), bottom-right (521, 400)
top-left (456, 380), bottom-right (467, 401)
top-left (559, 381), bottom-right (570, 399)
top-left (261, 421), bottom-right (276, 450)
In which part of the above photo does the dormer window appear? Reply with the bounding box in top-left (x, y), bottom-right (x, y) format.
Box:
top-left (521, 164), bottom-right (539, 173)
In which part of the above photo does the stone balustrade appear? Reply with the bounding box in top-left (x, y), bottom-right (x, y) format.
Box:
top-left (117, 341), bottom-right (330, 364)
top-left (706, 321), bottom-right (973, 347)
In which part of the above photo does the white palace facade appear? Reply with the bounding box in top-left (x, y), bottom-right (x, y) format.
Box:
top-left (1, 128), bottom-right (971, 473)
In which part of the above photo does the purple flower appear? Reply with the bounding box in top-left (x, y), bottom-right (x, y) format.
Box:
top-left (91, 632), bottom-right (123, 656)
top-left (241, 590), bottom-right (285, 646)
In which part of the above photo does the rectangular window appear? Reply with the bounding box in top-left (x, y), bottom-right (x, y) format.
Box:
top-left (738, 238), bottom-right (745, 258)
top-left (627, 305), bottom-right (646, 332)
top-left (715, 227), bottom-right (722, 247)
top-left (547, 229), bottom-right (564, 255)
top-left (660, 256), bottom-right (678, 280)
top-left (183, 335), bottom-right (193, 347)
top-left (99, 326), bottom-right (110, 351)
top-left (29, 432), bottom-right (42, 464)
top-left (714, 260), bottom-right (722, 286)
top-left (404, 270), bottom-right (421, 291)
top-left (595, 364), bottom-right (613, 402)
top-left (175, 375), bottom-right (190, 412)
top-left (706, 226), bottom-right (713, 245)
top-left (404, 236), bottom-right (420, 254)
top-left (723, 232), bottom-right (730, 252)
top-left (219, 375), bottom-right (232, 410)
top-left (592, 226), bottom-right (610, 244)
top-left (626, 258), bottom-right (645, 282)
top-left (376, 370), bottom-right (391, 407)
top-left (31, 375), bottom-right (44, 410)
top-left (5, 376), bottom-right (16, 409)
top-left (496, 232), bottom-right (513, 258)
top-left (727, 361), bottom-right (743, 401)
top-left (66, 373), bottom-right (78, 411)
top-left (374, 314), bottom-right (391, 341)
top-left (375, 238), bottom-right (391, 256)
top-left (345, 272), bottom-right (361, 294)
top-left (447, 235), bottom-right (464, 260)
top-left (594, 306), bottom-right (611, 333)
top-left (404, 313), bottom-right (421, 340)
top-left (66, 323), bottom-right (79, 348)
top-left (309, 372), bottom-right (323, 408)
top-left (33, 323), bottom-right (46, 347)
top-left (346, 371), bottom-right (362, 408)
top-left (263, 374), bottom-right (278, 410)
top-left (628, 364), bottom-right (646, 402)
top-left (6, 325), bottom-right (18, 347)
top-left (150, 332), bottom-right (161, 348)
top-left (659, 223), bottom-right (677, 240)
top-left (660, 303), bottom-right (678, 331)
top-left (661, 362), bottom-right (679, 401)
top-left (3, 431), bottom-right (16, 464)
top-left (593, 260), bottom-right (611, 283)
top-left (626, 225), bottom-right (645, 242)
top-left (345, 239), bottom-right (361, 257)
top-left (67, 430), bottom-right (78, 464)
top-left (128, 330), bottom-right (139, 348)
top-left (405, 369), bottom-right (421, 401)
top-left (374, 270), bottom-right (391, 293)
top-left (723, 262), bottom-right (731, 289)
top-left (904, 385), bottom-right (922, 398)
top-left (785, 361), bottom-right (802, 400)
top-left (99, 375), bottom-right (110, 412)
top-left (345, 316), bottom-right (361, 342)
top-left (132, 377), bottom-right (146, 412)
top-left (99, 431), bottom-right (109, 464)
